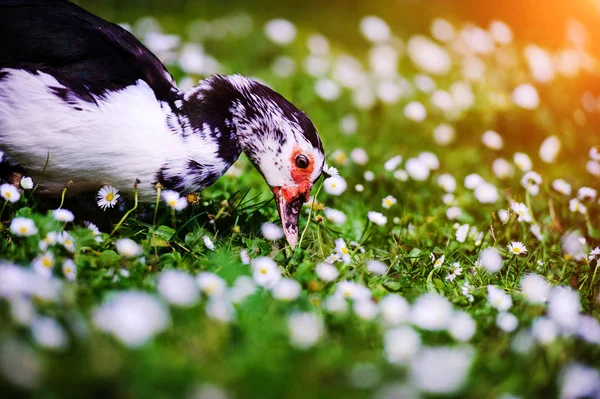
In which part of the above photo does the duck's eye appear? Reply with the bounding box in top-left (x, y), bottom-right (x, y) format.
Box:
top-left (295, 154), bottom-right (310, 169)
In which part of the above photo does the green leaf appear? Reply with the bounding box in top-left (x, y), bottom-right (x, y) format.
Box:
top-left (153, 225), bottom-right (175, 242)
top-left (98, 250), bottom-right (120, 268)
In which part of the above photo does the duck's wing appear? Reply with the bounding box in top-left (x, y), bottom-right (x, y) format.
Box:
top-left (0, 0), bottom-right (177, 104)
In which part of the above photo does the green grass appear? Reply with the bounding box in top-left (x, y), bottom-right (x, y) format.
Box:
top-left (1, 5), bottom-right (600, 399)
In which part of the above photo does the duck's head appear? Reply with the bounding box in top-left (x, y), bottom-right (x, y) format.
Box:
top-left (184, 75), bottom-right (324, 248)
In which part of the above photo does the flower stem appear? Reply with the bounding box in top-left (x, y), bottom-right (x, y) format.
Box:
top-left (0, 200), bottom-right (7, 220)
top-left (298, 179), bottom-right (323, 250)
top-left (110, 183), bottom-right (139, 237)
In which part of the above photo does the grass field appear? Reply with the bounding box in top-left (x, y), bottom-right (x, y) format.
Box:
top-left (1, 2), bottom-right (600, 398)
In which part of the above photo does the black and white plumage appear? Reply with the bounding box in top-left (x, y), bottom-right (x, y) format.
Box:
top-left (0, 0), bottom-right (325, 247)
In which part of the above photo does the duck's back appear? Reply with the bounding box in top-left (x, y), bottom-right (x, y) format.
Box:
top-left (0, 0), bottom-right (183, 198)
top-left (0, 0), bottom-right (175, 102)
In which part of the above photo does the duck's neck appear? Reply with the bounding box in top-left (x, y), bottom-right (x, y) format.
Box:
top-left (158, 89), bottom-right (244, 194)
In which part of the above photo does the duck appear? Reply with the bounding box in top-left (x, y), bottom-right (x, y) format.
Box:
top-left (0, 0), bottom-right (325, 248)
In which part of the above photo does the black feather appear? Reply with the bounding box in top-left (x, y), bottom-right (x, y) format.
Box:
top-left (0, 0), bottom-right (177, 105)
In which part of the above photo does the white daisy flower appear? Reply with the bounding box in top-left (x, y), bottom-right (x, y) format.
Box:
top-left (331, 149), bottom-right (348, 165)
top-left (39, 231), bottom-right (58, 251)
top-left (92, 291), bottom-right (169, 348)
top-left (511, 201), bottom-right (532, 223)
top-left (20, 176), bottom-right (34, 190)
top-left (158, 270), bottom-right (199, 307)
top-left (62, 259), bottom-right (77, 281)
top-left (33, 252), bottom-right (55, 278)
top-left (334, 238), bottom-right (351, 264)
top-left (446, 206), bottom-right (462, 220)
top-left (97, 185), bottom-right (120, 210)
top-left (85, 221), bottom-right (103, 243)
top-left (474, 182), bottom-right (499, 203)
top-left (384, 155), bottom-right (403, 171)
top-left (366, 260), bottom-right (387, 275)
top-left (589, 247), bottom-right (600, 261)
top-left (405, 158), bottom-right (430, 181)
top-left (0, 183), bottom-right (20, 203)
top-left (58, 231), bottom-right (76, 253)
top-left (323, 163), bottom-right (339, 176)
top-left (115, 238), bottom-right (142, 258)
top-left (323, 175), bottom-right (347, 196)
top-left (203, 235), bottom-right (215, 251)
top-left (507, 241), bottom-right (527, 255)
top-left (161, 190), bottom-right (187, 211)
top-left (552, 179), bottom-right (572, 195)
top-left (335, 281), bottom-right (371, 301)
top-left (287, 312), bottom-right (324, 349)
top-left (479, 247), bottom-right (503, 273)
top-left (381, 195), bottom-right (397, 209)
top-left (539, 136), bottom-right (561, 163)
top-left (577, 187), bottom-right (597, 201)
top-left (264, 18), bottom-right (296, 45)
top-left (324, 208), bottom-right (347, 225)
top-left (498, 209), bottom-right (510, 224)
top-left (393, 169), bottom-right (408, 181)
top-left (521, 171), bottom-right (542, 196)
top-left (487, 285), bottom-right (512, 311)
top-left (404, 102), bottom-right (427, 122)
top-left (431, 253), bottom-right (445, 268)
top-left (464, 173), bottom-right (483, 189)
top-left (569, 198), bottom-right (587, 215)
top-left (418, 152), bottom-right (439, 170)
top-left (52, 209), bottom-right (74, 223)
top-left (437, 174), bottom-right (456, 192)
top-left (272, 278), bottom-right (301, 301)
top-left (9, 217), bottom-right (38, 237)
top-left (349, 148), bottom-right (368, 165)
top-left (461, 282), bottom-right (475, 302)
top-left (481, 130), bottom-right (503, 150)
top-left (363, 171), bottom-right (375, 181)
top-left (456, 224), bottom-right (469, 243)
top-left (512, 83), bottom-right (539, 109)
top-left (367, 211), bottom-right (387, 226)
top-left (586, 160), bottom-right (600, 177)
top-left (315, 263), bottom-right (339, 282)
top-left (492, 158), bottom-right (514, 179)
top-left (196, 272), bottom-right (227, 297)
top-left (433, 123), bottom-right (455, 145)
top-left (513, 152), bottom-right (532, 172)
top-left (251, 257), bottom-right (281, 288)
top-left (359, 15), bottom-right (391, 43)
top-left (339, 114), bottom-right (358, 135)
top-left (261, 222), bottom-right (284, 241)
top-left (520, 274), bottom-right (550, 304)
top-left (496, 312), bottom-right (518, 332)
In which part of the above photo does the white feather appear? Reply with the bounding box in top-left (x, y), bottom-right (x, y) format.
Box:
top-left (0, 68), bottom-right (225, 200)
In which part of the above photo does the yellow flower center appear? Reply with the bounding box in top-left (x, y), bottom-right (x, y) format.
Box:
top-left (341, 247), bottom-right (349, 255)
top-left (343, 290), bottom-right (352, 298)
top-left (335, 154), bottom-right (347, 163)
top-left (5, 192), bottom-right (11, 199)
top-left (42, 258), bottom-right (52, 268)
top-left (168, 200), bottom-right (177, 206)
top-left (106, 193), bottom-right (114, 202)
top-left (331, 183), bottom-right (336, 188)
top-left (65, 267), bottom-right (72, 273)
top-left (205, 283), bottom-right (216, 294)
top-left (20, 226), bottom-right (27, 233)
top-left (260, 268), bottom-right (268, 275)
top-left (385, 199), bottom-right (392, 206)
top-left (512, 247), bottom-right (521, 254)
top-left (65, 240), bottom-right (72, 246)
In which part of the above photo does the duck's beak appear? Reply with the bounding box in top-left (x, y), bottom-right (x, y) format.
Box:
top-left (272, 186), bottom-right (310, 249)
